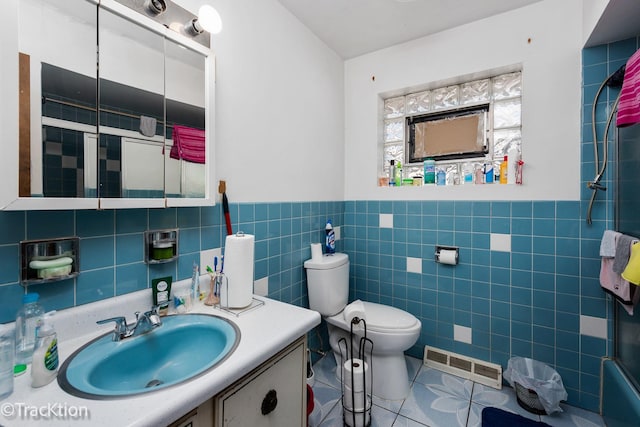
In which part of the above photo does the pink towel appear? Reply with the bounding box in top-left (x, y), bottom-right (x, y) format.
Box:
top-left (617, 48), bottom-right (640, 127)
top-left (170, 125), bottom-right (205, 164)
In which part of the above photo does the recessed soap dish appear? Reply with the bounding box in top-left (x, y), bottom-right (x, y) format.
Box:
top-left (145, 229), bottom-right (179, 264)
top-left (20, 237), bottom-right (79, 286)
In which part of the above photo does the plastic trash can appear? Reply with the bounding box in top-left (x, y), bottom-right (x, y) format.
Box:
top-left (504, 357), bottom-right (568, 415)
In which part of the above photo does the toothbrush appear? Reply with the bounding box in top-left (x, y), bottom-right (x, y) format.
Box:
top-left (214, 256), bottom-right (221, 297)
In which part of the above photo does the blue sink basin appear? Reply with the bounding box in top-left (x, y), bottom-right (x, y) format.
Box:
top-left (58, 314), bottom-right (239, 399)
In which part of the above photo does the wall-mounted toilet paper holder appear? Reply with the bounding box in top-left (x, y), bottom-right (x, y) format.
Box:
top-left (435, 245), bottom-right (459, 265)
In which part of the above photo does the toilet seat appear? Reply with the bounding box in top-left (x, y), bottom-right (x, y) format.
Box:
top-left (328, 301), bottom-right (419, 333)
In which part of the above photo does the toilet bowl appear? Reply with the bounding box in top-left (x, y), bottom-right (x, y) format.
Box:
top-left (304, 253), bottom-right (421, 400)
top-left (326, 301), bottom-right (421, 400)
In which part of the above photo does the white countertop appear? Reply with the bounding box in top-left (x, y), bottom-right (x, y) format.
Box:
top-left (0, 278), bottom-right (320, 427)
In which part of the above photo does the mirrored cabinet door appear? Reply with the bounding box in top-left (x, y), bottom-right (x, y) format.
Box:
top-left (164, 38), bottom-right (207, 200)
top-left (98, 6), bottom-right (166, 203)
top-left (18, 0), bottom-right (98, 204)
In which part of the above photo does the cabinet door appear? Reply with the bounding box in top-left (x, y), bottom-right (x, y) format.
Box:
top-left (216, 339), bottom-right (305, 427)
top-left (168, 399), bottom-right (213, 427)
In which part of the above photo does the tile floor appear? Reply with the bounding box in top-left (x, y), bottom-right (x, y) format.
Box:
top-left (309, 354), bottom-right (606, 427)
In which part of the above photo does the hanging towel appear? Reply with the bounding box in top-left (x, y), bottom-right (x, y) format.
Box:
top-left (139, 115), bottom-right (157, 137)
top-left (622, 242), bottom-right (640, 285)
top-left (600, 240), bottom-right (638, 316)
top-left (600, 230), bottom-right (621, 258)
top-left (612, 234), bottom-right (637, 274)
top-left (170, 125), bottom-right (205, 164)
top-left (601, 257), bottom-right (635, 304)
top-left (616, 48), bottom-right (640, 127)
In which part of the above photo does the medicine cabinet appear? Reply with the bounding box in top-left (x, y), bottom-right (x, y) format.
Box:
top-left (0, 0), bottom-right (215, 210)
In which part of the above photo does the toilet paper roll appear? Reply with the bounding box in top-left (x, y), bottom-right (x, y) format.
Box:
top-left (343, 300), bottom-right (366, 329)
top-left (221, 233), bottom-right (254, 308)
top-left (342, 358), bottom-right (369, 392)
top-left (438, 249), bottom-right (457, 265)
top-left (344, 406), bottom-right (371, 427)
top-left (343, 384), bottom-right (370, 411)
top-left (310, 243), bottom-right (323, 261)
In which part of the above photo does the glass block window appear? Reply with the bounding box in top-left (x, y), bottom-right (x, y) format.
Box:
top-left (382, 71), bottom-right (522, 176)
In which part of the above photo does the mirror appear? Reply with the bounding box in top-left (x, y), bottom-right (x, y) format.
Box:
top-left (16, 0), bottom-right (211, 203)
top-left (19, 0), bottom-right (98, 198)
top-left (98, 7), bottom-right (166, 199)
top-left (164, 38), bottom-right (207, 198)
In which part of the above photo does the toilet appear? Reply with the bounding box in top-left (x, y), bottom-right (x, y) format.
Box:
top-left (304, 253), bottom-right (421, 400)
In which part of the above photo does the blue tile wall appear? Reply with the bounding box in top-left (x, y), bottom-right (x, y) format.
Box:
top-left (344, 198), bottom-right (603, 410)
top-left (0, 201), bottom-right (343, 324)
top-left (343, 37), bottom-right (638, 413)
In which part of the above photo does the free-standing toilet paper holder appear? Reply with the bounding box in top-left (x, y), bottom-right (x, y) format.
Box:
top-left (338, 318), bottom-right (373, 427)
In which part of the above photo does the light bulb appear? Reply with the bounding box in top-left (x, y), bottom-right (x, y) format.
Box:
top-left (198, 5), bottom-right (222, 34)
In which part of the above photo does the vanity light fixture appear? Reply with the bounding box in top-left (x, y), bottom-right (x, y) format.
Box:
top-left (198, 4), bottom-right (222, 34)
top-left (184, 18), bottom-right (204, 35)
top-left (144, 0), bottom-right (167, 16)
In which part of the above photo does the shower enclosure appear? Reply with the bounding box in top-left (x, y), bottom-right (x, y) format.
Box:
top-left (615, 122), bottom-right (640, 391)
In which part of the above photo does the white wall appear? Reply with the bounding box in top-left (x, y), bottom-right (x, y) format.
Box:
top-left (582, 0), bottom-right (609, 45)
top-left (344, 0), bottom-right (584, 201)
top-left (178, 0), bottom-right (345, 203)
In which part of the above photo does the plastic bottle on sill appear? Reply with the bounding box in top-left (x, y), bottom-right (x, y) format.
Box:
top-left (462, 163), bottom-right (473, 184)
top-left (388, 160), bottom-right (396, 187)
top-left (484, 162), bottom-right (494, 184)
top-left (436, 168), bottom-right (446, 186)
top-left (423, 159), bottom-right (435, 184)
top-left (499, 156), bottom-right (508, 184)
top-left (395, 161), bottom-right (403, 187)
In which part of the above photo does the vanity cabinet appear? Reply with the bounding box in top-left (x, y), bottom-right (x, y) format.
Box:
top-left (214, 337), bottom-right (307, 427)
top-left (168, 336), bottom-right (307, 427)
top-left (169, 401), bottom-right (214, 427)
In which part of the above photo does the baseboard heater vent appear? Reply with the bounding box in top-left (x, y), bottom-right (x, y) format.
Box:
top-left (424, 346), bottom-right (502, 389)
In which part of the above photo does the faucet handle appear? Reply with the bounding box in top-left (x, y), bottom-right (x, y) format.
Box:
top-left (145, 305), bottom-right (162, 327)
top-left (147, 305), bottom-right (160, 316)
top-left (96, 316), bottom-right (128, 340)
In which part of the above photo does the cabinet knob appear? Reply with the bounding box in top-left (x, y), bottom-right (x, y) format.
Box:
top-left (261, 389), bottom-right (278, 415)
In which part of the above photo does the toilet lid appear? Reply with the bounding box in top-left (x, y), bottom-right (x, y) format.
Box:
top-left (359, 302), bottom-right (419, 331)
top-left (304, 253), bottom-right (348, 270)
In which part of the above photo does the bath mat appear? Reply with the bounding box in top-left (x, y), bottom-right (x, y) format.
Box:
top-left (481, 407), bottom-right (551, 427)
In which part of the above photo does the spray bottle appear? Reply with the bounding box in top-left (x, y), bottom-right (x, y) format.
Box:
top-left (325, 220), bottom-right (335, 254)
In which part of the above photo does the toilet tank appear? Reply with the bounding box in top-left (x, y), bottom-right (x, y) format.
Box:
top-left (304, 253), bottom-right (349, 316)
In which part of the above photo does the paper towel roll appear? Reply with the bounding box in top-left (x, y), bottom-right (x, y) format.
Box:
top-left (222, 233), bottom-right (254, 308)
top-left (343, 300), bottom-right (366, 329)
top-left (438, 249), bottom-right (457, 265)
top-left (311, 243), bottom-right (323, 261)
top-left (343, 358), bottom-right (369, 392)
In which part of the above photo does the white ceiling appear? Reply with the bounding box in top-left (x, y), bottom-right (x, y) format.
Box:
top-left (276, 0), bottom-right (544, 59)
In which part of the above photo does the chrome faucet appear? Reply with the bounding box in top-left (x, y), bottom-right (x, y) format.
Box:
top-left (97, 306), bottom-right (162, 341)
